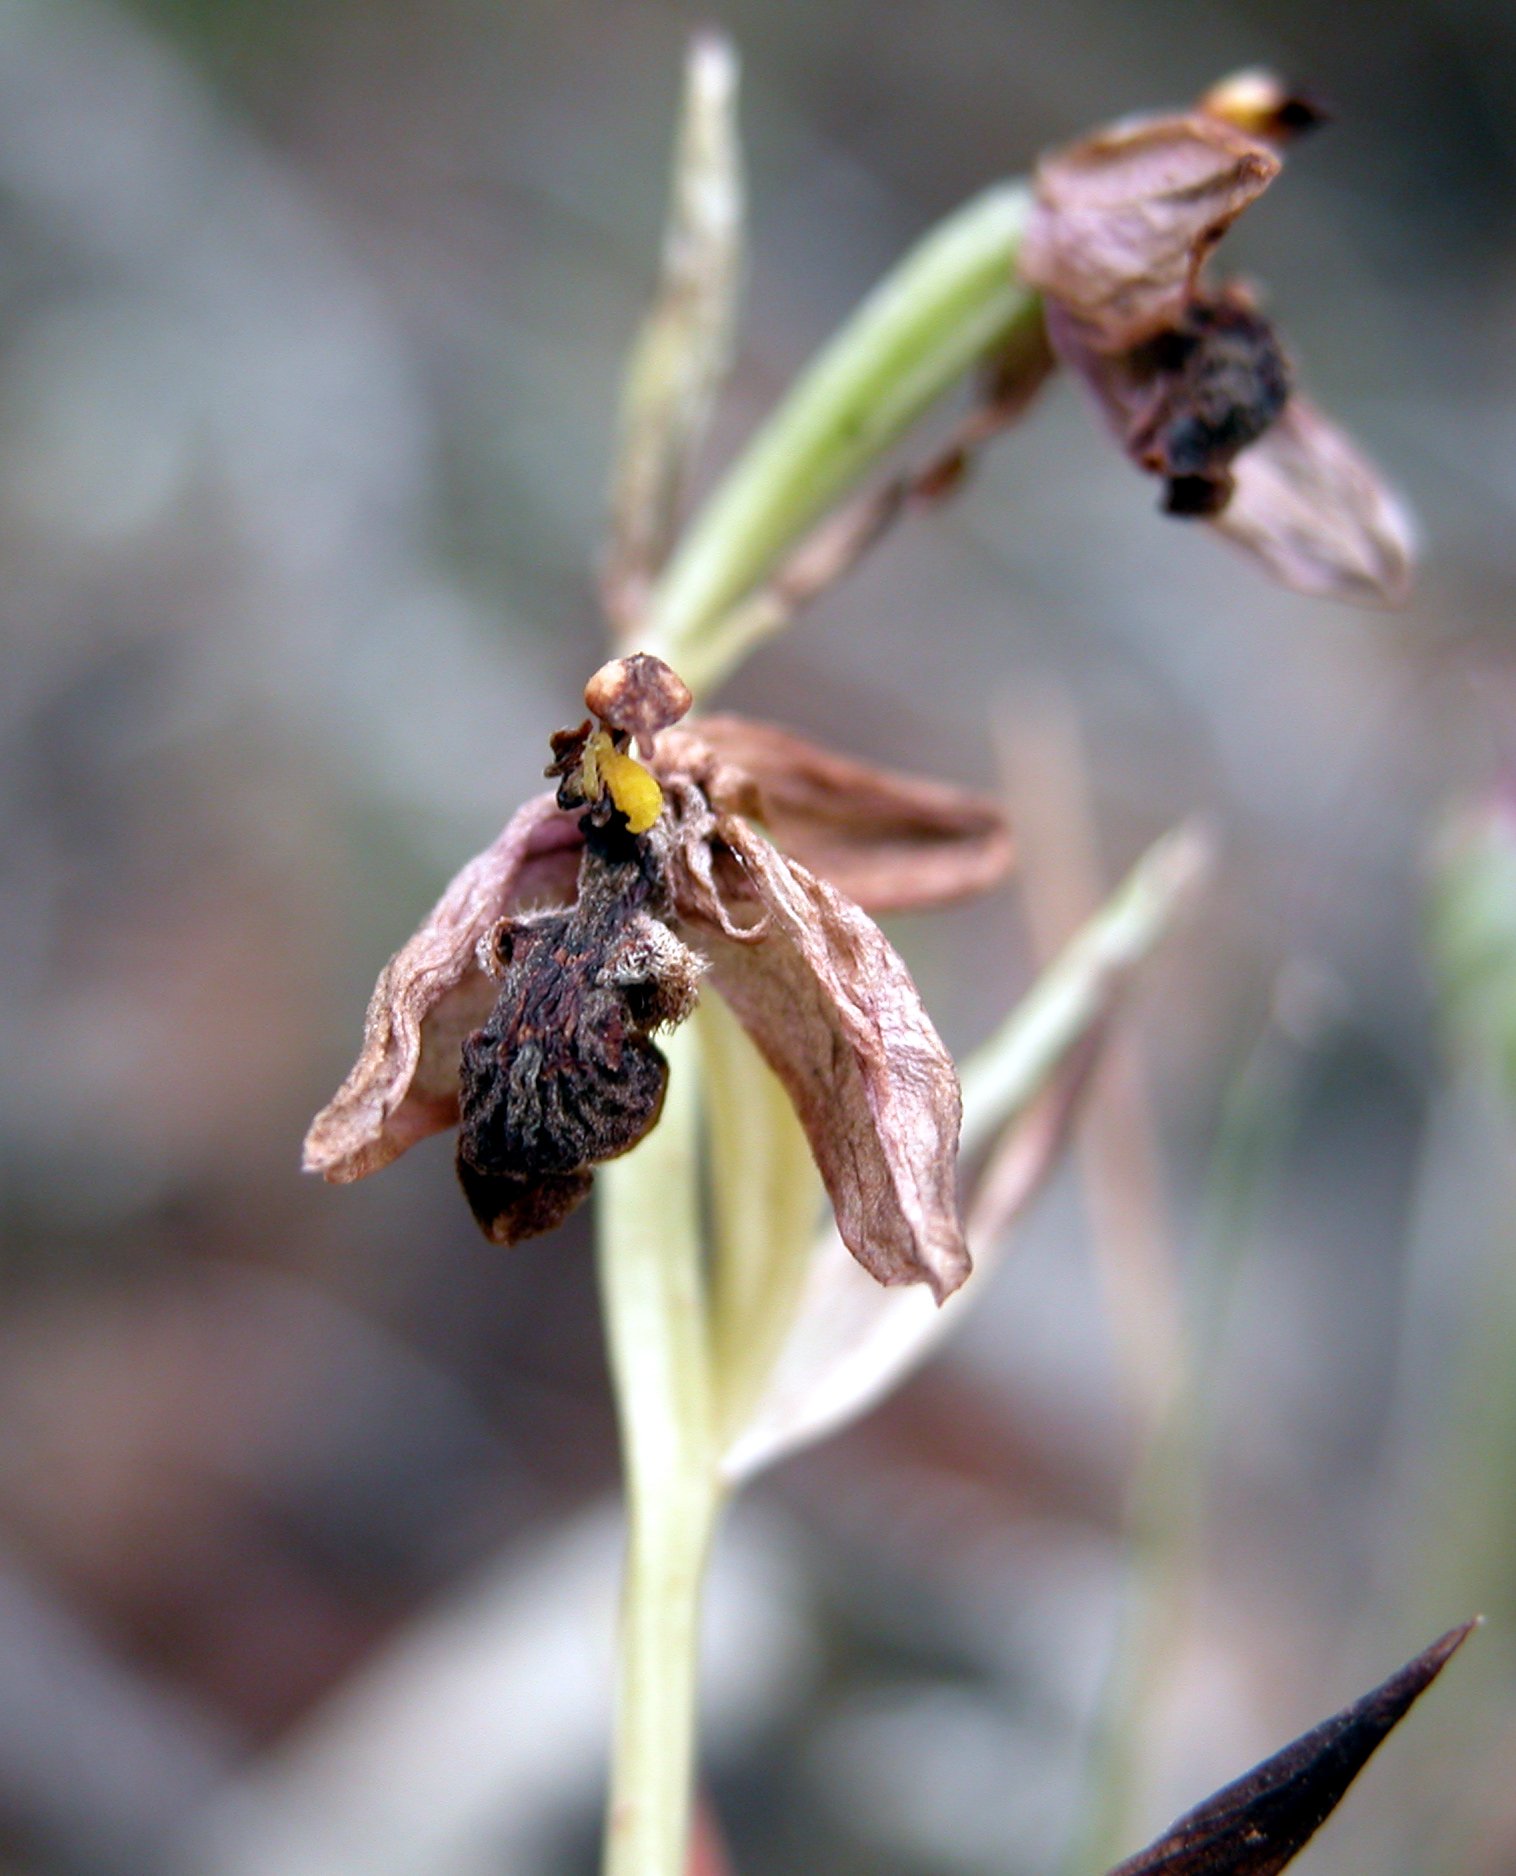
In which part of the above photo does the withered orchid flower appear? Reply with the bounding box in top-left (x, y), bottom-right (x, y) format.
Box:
top-left (1020, 71), bottom-right (1415, 604)
top-left (304, 655), bottom-right (1012, 1301)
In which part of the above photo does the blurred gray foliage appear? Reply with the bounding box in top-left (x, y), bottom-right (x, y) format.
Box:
top-left (0, 1), bottom-right (1513, 1873)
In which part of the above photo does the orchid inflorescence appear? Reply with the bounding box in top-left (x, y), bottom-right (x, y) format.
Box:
top-left (305, 40), bottom-right (1465, 1876)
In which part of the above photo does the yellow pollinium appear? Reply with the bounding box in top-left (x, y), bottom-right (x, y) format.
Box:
top-left (582, 729), bottom-right (663, 834)
top-left (601, 747), bottom-right (664, 833)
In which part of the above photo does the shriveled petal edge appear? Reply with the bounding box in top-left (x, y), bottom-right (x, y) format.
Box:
top-left (1209, 394), bottom-right (1416, 605)
top-left (681, 819), bottom-right (970, 1302)
top-left (719, 1028), bottom-right (1100, 1485)
top-left (720, 822), bottom-right (1211, 1485)
top-left (672, 715), bottom-right (1014, 912)
top-left (1020, 111), bottom-right (1280, 353)
top-left (1039, 300), bottom-right (1160, 457)
top-left (303, 793), bottom-right (582, 1183)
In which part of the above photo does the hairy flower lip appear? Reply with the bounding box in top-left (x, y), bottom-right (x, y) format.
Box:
top-left (303, 711), bottom-right (1013, 1300)
top-left (302, 795), bottom-right (584, 1184)
top-left (1020, 81), bottom-right (1416, 605)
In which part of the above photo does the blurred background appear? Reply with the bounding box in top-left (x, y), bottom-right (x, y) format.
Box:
top-left (2, 1), bottom-right (1515, 1872)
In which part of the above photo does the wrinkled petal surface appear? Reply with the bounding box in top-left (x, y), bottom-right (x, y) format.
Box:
top-left (1041, 302), bottom-right (1166, 450)
top-left (681, 819), bottom-right (970, 1301)
top-left (304, 794), bottom-right (582, 1181)
top-left (721, 824), bottom-right (1207, 1479)
top-left (1211, 395), bottom-right (1416, 604)
top-left (672, 715), bottom-right (1013, 911)
top-left (1021, 112), bottom-right (1279, 352)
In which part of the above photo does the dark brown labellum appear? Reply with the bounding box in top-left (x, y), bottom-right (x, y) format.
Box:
top-left (454, 836), bottom-right (703, 1244)
top-left (1127, 292), bottom-right (1291, 515)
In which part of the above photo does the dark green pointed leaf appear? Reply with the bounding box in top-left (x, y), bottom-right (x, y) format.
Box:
top-left (1106, 1623), bottom-right (1476, 1876)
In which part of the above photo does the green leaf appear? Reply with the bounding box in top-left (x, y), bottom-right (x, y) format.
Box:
top-left (639, 182), bottom-right (1039, 694)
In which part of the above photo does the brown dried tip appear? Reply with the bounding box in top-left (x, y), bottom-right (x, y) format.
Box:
top-left (585, 653), bottom-right (694, 757)
top-left (1199, 69), bottom-right (1331, 146)
top-left (1105, 1621), bottom-right (1478, 1876)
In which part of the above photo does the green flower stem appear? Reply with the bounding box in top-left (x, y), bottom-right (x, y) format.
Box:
top-left (597, 1025), bottom-right (723, 1876)
top-left (593, 164), bottom-right (1045, 1876)
top-left (638, 182), bottom-right (1037, 695)
top-left (696, 995), bottom-right (823, 1447)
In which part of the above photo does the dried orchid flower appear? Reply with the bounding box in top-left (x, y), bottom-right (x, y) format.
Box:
top-left (304, 654), bottom-right (1012, 1301)
top-left (1020, 70), bottom-right (1415, 603)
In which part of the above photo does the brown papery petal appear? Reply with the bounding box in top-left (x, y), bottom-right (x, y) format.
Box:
top-left (684, 820), bottom-right (970, 1301)
top-left (1021, 112), bottom-right (1279, 353)
top-left (1209, 395), bottom-right (1415, 604)
top-left (684, 716), bottom-right (1013, 912)
top-left (1039, 302), bottom-right (1160, 454)
top-left (303, 794), bottom-right (582, 1182)
top-left (721, 824), bottom-right (1209, 1481)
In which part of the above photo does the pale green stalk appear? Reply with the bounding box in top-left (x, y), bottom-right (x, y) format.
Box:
top-left (638, 182), bottom-right (1037, 695)
top-left (594, 116), bottom-right (1046, 1876)
top-left (697, 995), bottom-right (823, 1444)
top-left (597, 1026), bottom-right (723, 1876)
